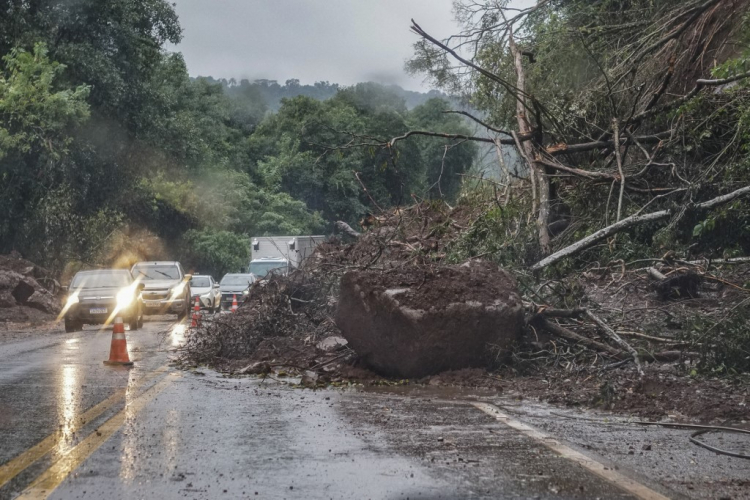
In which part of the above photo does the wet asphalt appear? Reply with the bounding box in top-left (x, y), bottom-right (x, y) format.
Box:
top-left (0, 318), bottom-right (748, 499)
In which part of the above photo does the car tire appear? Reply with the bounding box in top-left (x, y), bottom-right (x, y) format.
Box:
top-left (64, 318), bottom-right (80, 333)
top-left (138, 313), bottom-right (144, 328)
top-left (129, 317), bottom-right (139, 331)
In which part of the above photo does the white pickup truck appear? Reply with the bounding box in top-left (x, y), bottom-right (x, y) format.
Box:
top-left (131, 261), bottom-right (192, 319)
top-left (248, 236), bottom-right (325, 278)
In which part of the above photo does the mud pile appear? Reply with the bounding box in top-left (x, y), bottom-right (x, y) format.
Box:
top-left (0, 253), bottom-right (61, 323)
top-left (336, 260), bottom-right (524, 378)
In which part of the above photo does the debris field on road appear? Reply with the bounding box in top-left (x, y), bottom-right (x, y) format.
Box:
top-left (179, 199), bottom-right (750, 423)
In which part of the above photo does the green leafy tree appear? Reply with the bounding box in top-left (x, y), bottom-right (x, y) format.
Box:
top-left (182, 230), bottom-right (250, 277)
top-left (0, 43), bottom-right (90, 159)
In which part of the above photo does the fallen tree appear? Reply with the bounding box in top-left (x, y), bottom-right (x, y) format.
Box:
top-left (531, 185), bottom-right (750, 271)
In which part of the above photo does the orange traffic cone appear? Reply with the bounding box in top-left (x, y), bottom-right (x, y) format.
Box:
top-left (104, 317), bottom-right (134, 366)
top-left (231, 294), bottom-right (238, 313)
top-left (191, 296), bottom-right (201, 327)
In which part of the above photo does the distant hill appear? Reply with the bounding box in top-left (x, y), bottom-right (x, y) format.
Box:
top-left (196, 76), bottom-right (454, 111)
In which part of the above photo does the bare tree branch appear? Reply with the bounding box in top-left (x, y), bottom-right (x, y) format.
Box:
top-left (532, 185), bottom-right (750, 271)
top-left (443, 110), bottom-right (512, 136)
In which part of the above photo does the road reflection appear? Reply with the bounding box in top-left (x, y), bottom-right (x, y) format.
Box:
top-left (56, 364), bottom-right (78, 454)
top-left (170, 323), bottom-right (186, 347)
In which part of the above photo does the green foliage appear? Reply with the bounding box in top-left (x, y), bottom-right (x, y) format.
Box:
top-left (0, 43), bottom-right (90, 160)
top-left (408, 99), bottom-right (477, 199)
top-left (249, 86), bottom-right (475, 225)
top-left (445, 190), bottom-right (539, 268)
top-left (182, 230), bottom-right (250, 277)
top-left (17, 184), bottom-right (125, 270)
top-left (683, 307), bottom-right (750, 374)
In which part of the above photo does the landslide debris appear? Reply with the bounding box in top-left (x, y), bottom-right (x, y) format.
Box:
top-left (180, 198), bottom-right (750, 421)
top-left (0, 253), bottom-right (61, 323)
top-left (336, 260), bottom-right (523, 378)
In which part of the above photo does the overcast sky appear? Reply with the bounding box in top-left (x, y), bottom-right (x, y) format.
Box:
top-left (170, 0), bottom-right (462, 91)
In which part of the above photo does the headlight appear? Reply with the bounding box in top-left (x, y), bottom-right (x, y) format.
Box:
top-left (200, 293), bottom-right (211, 299)
top-left (116, 288), bottom-right (134, 308)
top-left (242, 289), bottom-right (249, 295)
top-left (170, 282), bottom-right (186, 298)
top-left (66, 294), bottom-right (79, 307)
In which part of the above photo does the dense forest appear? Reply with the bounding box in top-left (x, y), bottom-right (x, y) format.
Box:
top-left (0, 0), bottom-right (476, 277)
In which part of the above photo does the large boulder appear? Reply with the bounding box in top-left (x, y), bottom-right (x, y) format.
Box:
top-left (25, 290), bottom-right (60, 315)
top-left (0, 269), bottom-right (60, 315)
top-left (0, 270), bottom-right (23, 291)
top-left (335, 260), bottom-right (524, 378)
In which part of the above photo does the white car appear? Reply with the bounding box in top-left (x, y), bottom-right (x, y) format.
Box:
top-left (189, 275), bottom-right (221, 313)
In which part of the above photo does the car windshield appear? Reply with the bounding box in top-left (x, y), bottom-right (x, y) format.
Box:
top-left (71, 271), bottom-right (131, 289)
top-left (249, 261), bottom-right (287, 278)
top-left (190, 277), bottom-right (210, 288)
top-left (132, 265), bottom-right (180, 280)
top-left (220, 275), bottom-right (255, 286)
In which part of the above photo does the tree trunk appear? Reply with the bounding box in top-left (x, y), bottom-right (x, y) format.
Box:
top-left (508, 25), bottom-right (551, 253)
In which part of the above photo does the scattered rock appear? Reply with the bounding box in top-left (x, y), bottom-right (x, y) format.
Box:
top-left (0, 262), bottom-right (60, 321)
top-left (316, 336), bottom-right (347, 352)
top-left (24, 290), bottom-right (60, 315)
top-left (335, 260), bottom-right (524, 378)
top-left (0, 270), bottom-right (23, 291)
top-left (301, 370), bottom-right (319, 386)
top-left (0, 290), bottom-right (16, 308)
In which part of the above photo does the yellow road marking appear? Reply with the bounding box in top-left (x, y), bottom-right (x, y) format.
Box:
top-left (16, 372), bottom-right (178, 500)
top-left (0, 365), bottom-right (168, 489)
top-left (472, 403), bottom-right (671, 500)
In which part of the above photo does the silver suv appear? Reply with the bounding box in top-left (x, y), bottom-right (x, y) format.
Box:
top-left (131, 261), bottom-right (191, 319)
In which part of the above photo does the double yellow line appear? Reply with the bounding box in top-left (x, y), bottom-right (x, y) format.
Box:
top-left (0, 365), bottom-right (177, 499)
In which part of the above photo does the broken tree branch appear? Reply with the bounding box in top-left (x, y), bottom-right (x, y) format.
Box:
top-left (632, 69), bottom-right (750, 124)
top-left (531, 185), bottom-right (750, 271)
top-left (532, 317), bottom-right (626, 359)
top-left (443, 110), bottom-right (512, 136)
top-left (647, 267), bottom-right (667, 281)
top-left (612, 119), bottom-right (625, 222)
top-left (585, 310), bottom-right (644, 376)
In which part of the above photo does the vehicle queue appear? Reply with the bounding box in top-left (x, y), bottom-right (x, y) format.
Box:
top-left (61, 261), bottom-right (257, 331)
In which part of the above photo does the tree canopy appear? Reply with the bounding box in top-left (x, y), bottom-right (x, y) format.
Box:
top-left (0, 0), bottom-right (476, 277)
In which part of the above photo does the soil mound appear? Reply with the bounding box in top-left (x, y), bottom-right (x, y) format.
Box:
top-left (335, 260), bottom-right (524, 378)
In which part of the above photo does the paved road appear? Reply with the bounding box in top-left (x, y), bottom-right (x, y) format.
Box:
top-left (0, 318), bottom-right (747, 499)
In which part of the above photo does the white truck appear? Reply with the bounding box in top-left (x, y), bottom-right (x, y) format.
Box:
top-left (248, 236), bottom-right (325, 278)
